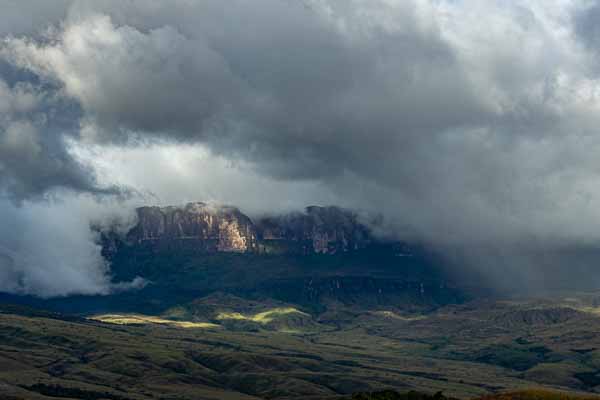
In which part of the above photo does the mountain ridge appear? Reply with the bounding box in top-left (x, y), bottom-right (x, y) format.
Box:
top-left (110, 202), bottom-right (374, 255)
top-left (89, 201), bottom-right (469, 317)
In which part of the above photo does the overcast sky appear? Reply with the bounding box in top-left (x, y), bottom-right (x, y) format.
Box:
top-left (2, 0), bottom-right (600, 296)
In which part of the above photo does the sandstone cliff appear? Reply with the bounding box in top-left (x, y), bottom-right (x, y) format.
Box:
top-left (256, 205), bottom-right (371, 254)
top-left (120, 202), bottom-right (371, 255)
top-left (127, 202), bottom-right (258, 252)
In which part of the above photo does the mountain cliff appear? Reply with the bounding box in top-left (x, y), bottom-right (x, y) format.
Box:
top-left (94, 202), bottom-right (465, 316)
top-left (256, 205), bottom-right (371, 254)
top-left (119, 202), bottom-right (372, 255)
top-left (127, 202), bottom-right (258, 252)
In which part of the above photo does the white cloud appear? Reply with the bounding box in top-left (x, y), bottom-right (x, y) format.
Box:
top-left (0, 194), bottom-right (141, 297)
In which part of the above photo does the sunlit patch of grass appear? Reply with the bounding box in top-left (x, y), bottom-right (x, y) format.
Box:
top-left (89, 314), bottom-right (220, 329)
top-left (371, 310), bottom-right (427, 321)
top-left (161, 306), bottom-right (189, 320)
top-left (215, 312), bottom-right (247, 321)
top-left (215, 307), bottom-right (308, 324)
top-left (576, 306), bottom-right (600, 316)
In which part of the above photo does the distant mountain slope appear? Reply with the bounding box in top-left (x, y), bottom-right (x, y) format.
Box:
top-left (88, 202), bottom-right (467, 316)
top-left (105, 202), bottom-right (372, 255)
top-left (126, 202), bottom-right (259, 252)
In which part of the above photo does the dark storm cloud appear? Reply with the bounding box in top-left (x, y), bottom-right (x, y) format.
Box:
top-left (0, 74), bottom-right (113, 201)
top-left (574, 1), bottom-right (600, 52)
top-left (2, 0), bottom-right (600, 295)
top-left (0, 0), bottom-right (71, 37)
top-left (4, 0), bottom-right (593, 241)
top-left (2, 0), bottom-right (494, 197)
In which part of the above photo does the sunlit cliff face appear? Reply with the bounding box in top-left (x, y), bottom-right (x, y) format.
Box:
top-left (131, 202), bottom-right (258, 253)
top-left (119, 202), bottom-right (370, 255)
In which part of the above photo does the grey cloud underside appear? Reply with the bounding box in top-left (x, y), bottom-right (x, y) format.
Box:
top-left (10, 0), bottom-right (595, 244)
top-left (0, 67), bottom-right (116, 201)
top-left (0, 2), bottom-right (564, 188)
top-left (12, 0), bottom-right (488, 182)
top-left (574, 1), bottom-right (600, 55)
top-left (2, 1), bottom-right (600, 296)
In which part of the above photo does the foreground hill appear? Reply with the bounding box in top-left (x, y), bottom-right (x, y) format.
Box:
top-left (4, 296), bottom-right (600, 399)
top-left (477, 389), bottom-right (600, 400)
top-left (352, 390), bottom-right (600, 400)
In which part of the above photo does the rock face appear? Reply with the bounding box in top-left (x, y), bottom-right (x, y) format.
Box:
top-left (121, 202), bottom-right (371, 255)
top-left (127, 202), bottom-right (258, 253)
top-left (256, 206), bottom-right (371, 254)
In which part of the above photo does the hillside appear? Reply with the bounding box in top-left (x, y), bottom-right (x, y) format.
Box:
top-left (4, 297), bottom-right (600, 399)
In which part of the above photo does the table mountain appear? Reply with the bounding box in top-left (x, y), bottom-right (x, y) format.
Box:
top-left (117, 202), bottom-right (372, 255)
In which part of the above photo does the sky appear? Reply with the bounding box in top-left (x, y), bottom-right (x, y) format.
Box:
top-left (2, 0), bottom-right (600, 296)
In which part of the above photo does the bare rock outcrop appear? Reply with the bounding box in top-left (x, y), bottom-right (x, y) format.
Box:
top-left (256, 205), bottom-right (371, 254)
top-left (118, 202), bottom-right (371, 255)
top-left (127, 202), bottom-right (258, 252)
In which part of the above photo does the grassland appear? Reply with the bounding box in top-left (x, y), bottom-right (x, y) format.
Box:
top-left (89, 314), bottom-right (221, 329)
top-left (4, 295), bottom-right (600, 399)
top-left (215, 308), bottom-right (310, 324)
top-left (352, 389), bottom-right (600, 400)
top-left (478, 389), bottom-right (600, 400)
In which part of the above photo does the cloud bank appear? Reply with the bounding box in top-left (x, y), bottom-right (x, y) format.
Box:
top-left (3, 0), bottom-right (600, 295)
top-left (0, 195), bottom-right (145, 297)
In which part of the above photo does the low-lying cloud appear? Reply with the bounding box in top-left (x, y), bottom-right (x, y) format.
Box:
top-left (0, 194), bottom-right (144, 297)
top-left (2, 0), bottom-right (600, 296)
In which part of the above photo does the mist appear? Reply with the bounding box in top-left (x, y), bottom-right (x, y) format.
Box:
top-left (0, 194), bottom-right (145, 297)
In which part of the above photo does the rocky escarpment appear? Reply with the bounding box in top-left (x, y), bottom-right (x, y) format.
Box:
top-left (256, 205), bottom-right (371, 254)
top-left (115, 202), bottom-right (372, 255)
top-left (126, 202), bottom-right (258, 252)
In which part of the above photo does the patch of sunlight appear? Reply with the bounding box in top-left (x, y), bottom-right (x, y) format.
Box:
top-left (371, 310), bottom-right (426, 321)
top-left (562, 297), bottom-right (579, 303)
top-left (216, 307), bottom-right (309, 324)
top-left (575, 306), bottom-right (600, 316)
top-left (215, 312), bottom-right (247, 320)
top-left (89, 314), bottom-right (220, 329)
top-left (277, 329), bottom-right (302, 334)
top-left (162, 306), bottom-right (189, 320)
